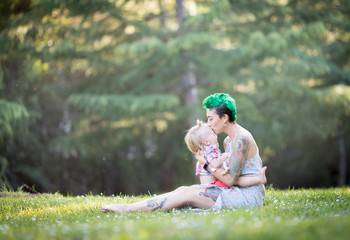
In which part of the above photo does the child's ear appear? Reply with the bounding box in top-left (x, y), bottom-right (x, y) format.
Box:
top-left (203, 140), bottom-right (209, 145)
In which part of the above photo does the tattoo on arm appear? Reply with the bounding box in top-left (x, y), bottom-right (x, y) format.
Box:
top-left (147, 198), bottom-right (167, 211)
top-left (228, 135), bottom-right (249, 180)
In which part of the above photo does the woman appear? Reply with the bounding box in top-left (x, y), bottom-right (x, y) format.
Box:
top-left (197, 93), bottom-right (265, 209)
top-left (101, 93), bottom-right (265, 213)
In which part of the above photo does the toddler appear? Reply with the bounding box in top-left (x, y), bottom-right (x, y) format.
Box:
top-left (185, 120), bottom-right (266, 187)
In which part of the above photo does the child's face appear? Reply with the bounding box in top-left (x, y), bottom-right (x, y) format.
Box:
top-left (201, 126), bottom-right (218, 146)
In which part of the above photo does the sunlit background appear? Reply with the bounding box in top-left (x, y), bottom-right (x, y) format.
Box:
top-left (0, 0), bottom-right (349, 195)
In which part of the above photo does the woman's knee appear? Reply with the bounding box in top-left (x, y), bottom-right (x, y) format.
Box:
top-left (173, 186), bottom-right (190, 193)
top-left (176, 186), bottom-right (198, 200)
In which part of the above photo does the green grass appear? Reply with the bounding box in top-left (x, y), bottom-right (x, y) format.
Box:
top-left (1, 187), bottom-right (349, 240)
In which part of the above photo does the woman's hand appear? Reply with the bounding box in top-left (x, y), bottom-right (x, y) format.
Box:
top-left (195, 150), bottom-right (206, 165)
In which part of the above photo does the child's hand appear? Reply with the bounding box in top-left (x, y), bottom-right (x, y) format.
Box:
top-left (221, 153), bottom-right (230, 158)
top-left (195, 150), bottom-right (206, 165)
top-left (210, 153), bottom-right (230, 168)
top-left (219, 153), bottom-right (230, 162)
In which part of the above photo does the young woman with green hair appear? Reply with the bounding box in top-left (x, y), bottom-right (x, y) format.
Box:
top-left (101, 93), bottom-right (266, 213)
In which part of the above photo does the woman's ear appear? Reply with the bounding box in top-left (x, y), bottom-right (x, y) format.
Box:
top-left (224, 114), bottom-right (229, 124)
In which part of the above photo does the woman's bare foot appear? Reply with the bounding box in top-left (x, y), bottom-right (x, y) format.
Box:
top-left (259, 166), bottom-right (267, 185)
top-left (101, 204), bottom-right (128, 213)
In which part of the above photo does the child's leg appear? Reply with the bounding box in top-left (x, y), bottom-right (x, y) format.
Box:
top-left (199, 175), bottom-right (216, 184)
top-left (236, 166), bottom-right (267, 187)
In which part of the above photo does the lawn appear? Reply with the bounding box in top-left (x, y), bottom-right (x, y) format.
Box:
top-left (0, 187), bottom-right (349, 240)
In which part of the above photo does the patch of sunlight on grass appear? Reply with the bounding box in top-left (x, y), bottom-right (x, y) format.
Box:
top-left (0, 188), bottom-right (349, 240)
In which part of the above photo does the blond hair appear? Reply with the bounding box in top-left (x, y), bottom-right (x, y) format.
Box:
top-left (184, 120), bottom-right (207, 153)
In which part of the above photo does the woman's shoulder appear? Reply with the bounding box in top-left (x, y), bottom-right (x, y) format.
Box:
top-left (233, 128), bottom-right (257, 150)
top-left (224, 129), bottom-right (252, 144)
top-left (238, 128), bottom-right (258, 155)
top-left (238, 126), bottom-right (254, 140)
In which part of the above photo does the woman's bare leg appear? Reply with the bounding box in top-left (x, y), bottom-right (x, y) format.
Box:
top-left (101, 186), bottom-right (218, 213)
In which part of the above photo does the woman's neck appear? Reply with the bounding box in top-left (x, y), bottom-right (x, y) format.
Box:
top-left (225, 122), bottom-right (241, 140)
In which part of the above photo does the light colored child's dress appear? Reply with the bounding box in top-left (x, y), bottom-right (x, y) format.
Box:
top-left (195, 144), bottom-right (221, 176)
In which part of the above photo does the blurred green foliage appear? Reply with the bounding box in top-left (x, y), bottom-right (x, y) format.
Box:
top-left (0, 0), bottom-right (349, 195)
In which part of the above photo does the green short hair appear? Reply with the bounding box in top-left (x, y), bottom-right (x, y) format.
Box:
top-left (202, 93), bottom-right (237, 121)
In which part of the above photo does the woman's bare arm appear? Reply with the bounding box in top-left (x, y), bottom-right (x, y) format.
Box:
top-left (206, 135), bottom-right (250, 187)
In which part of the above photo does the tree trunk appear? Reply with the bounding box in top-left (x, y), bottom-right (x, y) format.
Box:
top-left (176, 0), bottom-right (200, 184)
top-left (338, 137), bottom-right (347, 187)
top-left (176, 0), bottom-right (200, 126)
top-left (176, 0), bottom-right (185, 27)
top-left (158, 0), bottom-right (165, 30)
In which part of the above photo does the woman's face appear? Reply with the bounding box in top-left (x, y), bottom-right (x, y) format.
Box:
top-left (206, 108), bottom-right (224, 134)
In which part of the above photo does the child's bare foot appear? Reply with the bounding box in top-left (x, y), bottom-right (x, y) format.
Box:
top-left (101, 204), bottom-right (128, 213)
top-left (259, 166), bottom-right (267, 185)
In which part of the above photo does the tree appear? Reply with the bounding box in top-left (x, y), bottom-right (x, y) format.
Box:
top-left (192, 0), bottom-right (350, 188)
top-left (0, 0), bottom-right (47, 189)
top-left (1, 0), bottom-right (349, 194)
